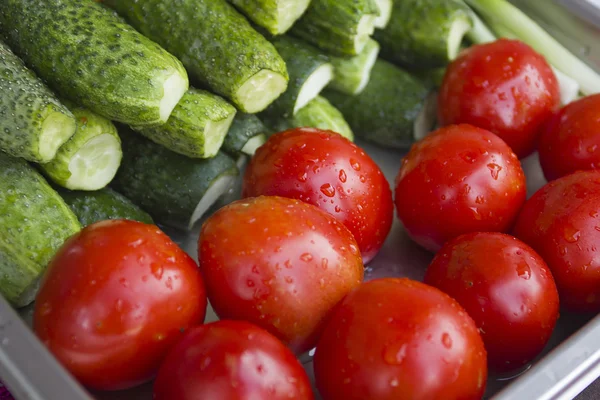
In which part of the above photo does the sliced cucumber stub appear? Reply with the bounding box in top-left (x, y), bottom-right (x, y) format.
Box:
top-left (223, 113), bottom-right (270, 157)
top-left (234, 69), bottom-right (289, 114)
top-left (41, 107), bottom-right (122, 191)
top-left (329, 38), bottom-right (380, 95)
top-left (114, 127), bottom-right (239, 230)
top-left (39, 105), bottom-right (79, 162)
top-left (228, 0), bottom-right (311, 35)
top-left (374, 0), bottom-right (393, 28)
top-left (134, 88), bottom-right (237, 159)
top-left (374, 0), bottom-right (473, 68)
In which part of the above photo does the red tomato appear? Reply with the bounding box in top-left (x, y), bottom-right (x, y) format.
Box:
top-left (539, 94), bottom-right (600, 181)
top-left (153, 320), bottom-right (314, 400)
top-left (314, 278), bottom-right (487, 400)
top-left (198, 196), bottom-right (364, 354)
top-left (513, 170), bottom-right (600, 313)
top-left (424, 232), bottom-right (560, 372)
top-left (33, 220), bottom-right (206, 391)
top-left (242, 128), bottom-right (393, 264)
top-left (438, 39), bottom-right (560, 158)
top-left (395, 124), bottom-right (526, 252)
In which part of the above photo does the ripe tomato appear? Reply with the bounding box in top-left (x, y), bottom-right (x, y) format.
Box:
top-left (33, 220), bottom-right (206, 391)
top-left (314, 278), bottom-right (487, 400)
top-left (242, 128), bottom-right (393, 264)
top-left (153, 320), bottom-right (314, 400)
top-left (539, 94), bottom-right (600, 181)
top-left (424, 232), bottom-right (559, 372)
top-left (438, 39), bottom-right (560, 158)
top-left (395, 124), bottom-right (526, 252)
top-left (513, 170), bottom-right (600, 313)
top-left (198, 196), bottom-right (364, 354)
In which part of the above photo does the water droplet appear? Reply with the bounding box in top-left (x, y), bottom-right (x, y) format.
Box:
top-left (339, 169), bottom-right (347, 183)
top-left (297, 172), bottom-right (308, 182)
top-left (151, 263), bottom-right (164, 279)
top-left (350, 159), bottom-right (361, 171)
top-left (300, 253), bottom-right (313, 262)
top-left (321, 258), bottom-right (328, 270)
top-left (334, 205), bottom-right (342, 213)
top-left (516, 262), bottom-right (531, 280)
top-left (115, 299), bottom-right (123, 312)
top-left (284, 276), bottom-right (294, 284)
top-left (320, 183), bottom-right (335, 197)
top-left (390, 378), bottom-right (399, 387)
top-left (475, 196), bottom-right (485, 204)
top-left (460, 151), bottom-right (477, 163)
top-left (487, 163), bottom-right (502, 180)
top-left (470, 207), bottom-right (482, 220)
top-left (442, 333), bottom-right (453, 349)
top-left (563, 227), bottom-right (581, 243)
top-left (247, 280), bottom-right (255, 287)
top-left (384, 343), bottom-right (408, 365)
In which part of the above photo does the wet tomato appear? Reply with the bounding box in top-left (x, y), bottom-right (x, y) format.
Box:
top-left (425, 232), bottom-right (560, 372)
top-left (198, 196), bottom-right (364, 354)
top-left (33, 220), bottom-right (207, 390)
top-left (243, 128), bottom-right (393, 264)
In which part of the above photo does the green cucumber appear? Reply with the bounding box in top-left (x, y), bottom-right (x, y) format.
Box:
top-left (223, 113), bottom-right (270, 158)
top-left (0, 0), bottom-right (189, 126)
top-left (411, 67), bottom-right (448, 89)
top-left (228, 0), bottom-right (311, 35)
top-left (104, 0), bottom-right (288, 114)
top-left (40, 104), bottom-right (122, 191)
top-left (374, 0), bottom-right (473, 68)
top-left (291, 0), bottom-right (380, 56)
top-left (263, 96), bottom-right (354, 141)
top-left (0, 41), bottom-right (77, 163)
top-left (0, 152), bottom-right (80, 307)
top-left (59, 187), bottom-right (153, 227)
top-left (266, 36), bottom-right (334, 117)
top-left (329, 39), bottom-right (380, 95)
top-left (323, 60), bottom-right (434, 149)
top-left (374, 0), bottom-right (393, 28)
top-left (113, 127), bottom-right (239, 230)
top-left (133, 88), bottom-right (237, 159)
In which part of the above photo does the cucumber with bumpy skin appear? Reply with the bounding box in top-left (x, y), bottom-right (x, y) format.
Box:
top-left (374, 0), bottom-right (473, 68)
top-left (228, 0), bottom-right (311, 35)
top-left (223, 113), bottom-right (270, 158)
top-left (0, 152), bottom-right (80, 307)
top-left (40, 105), bottom-right (122, 191)
top-left (0, 0), bottom-right (189, 126)
top-left (0, 41), bottom-right (76, 163)
top-left (59, 187), bottom-right (153, 227)
top-left (329, 39), bottom-right (380, 95)
top-left (265, 36), bottom-right (333, 117)
top-left (113, 127), bottom-right (239, 230)
top-left (104, 0), bottom-right (288, 114)
top-left (133, 89), bottom-right (237, 159)
top-left (263, 96), bottom-right (354, 141)
top-left (291, 0), bottom-right (380, 56)
top-left (323, 60), bottom-right (434, 149)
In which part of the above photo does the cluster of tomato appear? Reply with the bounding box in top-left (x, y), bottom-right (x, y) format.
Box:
top-left (32, 38), bottom-right (600, 400)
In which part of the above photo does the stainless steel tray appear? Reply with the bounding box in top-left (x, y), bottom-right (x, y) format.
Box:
top-left (2, 1), bottom-right (600, 399)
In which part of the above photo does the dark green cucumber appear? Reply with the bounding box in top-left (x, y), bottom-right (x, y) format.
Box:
top-left (265, 36), bottom-right (333, 117)
top-left (0, 41), bottom-right (76, 163)
top-left (0, 0), bottom-right (189, 126)
top-left (40, 104), bottom-right (122, 191)
top-left (223, 113), bottom-right (270, 158)
top-left (59, 187), bottom-right (153, 227)
top-left (291, 0), bottom-right (380, 56)
top-left (104, 0), bottom-right (288, 114)
top-left (0, 152), bottom-right (80, 307)
top-left (228, 0), bottom-right (311, 35)
top-left (323, 60), bottom-right (435, 149)
top-left (411, 67), bottom-right (448, 89)
top-left (374, 0), bottom-right (472, 68)
top-left (329, 38), bottom-right (380, 95)
top-left (113, 127), bottom-right (239, 230)
top-left (263, 96), bottom-right (354, 141)
top-left (133, 88), bottom-right (237, 159)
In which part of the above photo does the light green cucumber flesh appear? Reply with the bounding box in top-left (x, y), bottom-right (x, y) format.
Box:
top-left (229, 0), bottom-right (311, 35)
top-left (374, 0), bottom-right (393, 28)
top-left (354, 14), bottom-right (378, 54)
top-left (448, 16), bottom-right (473, 60)
top-left (294, 63), bottom-right (334, 114)
top-left (39, 109), bottom-right (79, 161)
top-left (235, 69), bottom-right (289, 114)
top-left (223, 113), bottom-right (271, 157)
top-left (329, 38), bottom-right (380, 95)
top-left (241, 133), bottom-right (267, 155)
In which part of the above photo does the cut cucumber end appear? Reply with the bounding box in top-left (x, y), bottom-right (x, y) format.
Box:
top-left (448, 16), bottom-right (473, 61)
top-left (277, 0), bottom-right (311, 34)
top-left (159, 72), bottom-right (189, 123)
top-left (236, 70), bottom-right (289, 113)
top-left (354, 15), bottom-right (378, 54)
top-left (414, 91), bottom-right (439, 141)
top-left (294, 63), bottom-right (334, 114)
top-left (203, 112), bottom-right (237, 158)
top-left (374, 0), bottom-right (393, 29)
top-left (188, 173), bottom-right (237, 230)
top-left (355, 43), bottom-right (380, 95)
top-left (241, 133), bottom-right (267, 156)
top-left (552, 67), bottom-right (580, 105)
top-left (39, 110), bottom-right (77, 162)
top-left (65, 134), bottom-right (123, 191)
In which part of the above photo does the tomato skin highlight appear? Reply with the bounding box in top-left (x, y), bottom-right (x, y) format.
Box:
top-left (33, 220), bottom-right (207, 391)
top-left (438, 39), bottom-right (560, 159)
top-left (395, 124), bottom-right (527, 252)
top-left (242, 128), bottom-right (393, 264)
top-left (198, 196), bottom-right (364, 354)
top-left (314, 278), bottom-right (487, 400)
top-left (424, 232), bottom-right (559, 372)
top-left (539, 94), bottom-right (600, 181)
top-left (513, 170), bottom-right (600, 313)
top-left (153, 320), bottom-right (314, 400)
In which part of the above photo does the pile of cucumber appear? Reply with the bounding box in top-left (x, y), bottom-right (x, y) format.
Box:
top-left (2, 0), bottom-right (562, 307)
